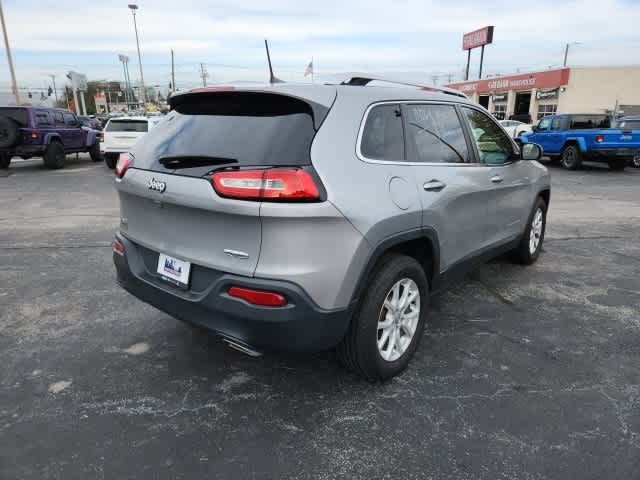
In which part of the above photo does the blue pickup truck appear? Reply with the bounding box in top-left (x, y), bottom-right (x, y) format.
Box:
top-left (521, 113), bottom-right (640, 170)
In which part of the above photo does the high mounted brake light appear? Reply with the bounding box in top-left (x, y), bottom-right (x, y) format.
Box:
top-left (211, 168), bottom-right (320, 201)
top-left (115, 153), bottom-right (132, 178)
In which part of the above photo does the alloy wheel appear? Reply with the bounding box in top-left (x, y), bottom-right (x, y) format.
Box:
top-left (377, 278), bottom-right (420, 362)
top-left (529, 208), bottom-right (544, 255)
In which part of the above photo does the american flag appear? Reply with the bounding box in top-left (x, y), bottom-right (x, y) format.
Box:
top-left (304, 59), bottom-right (314, 77)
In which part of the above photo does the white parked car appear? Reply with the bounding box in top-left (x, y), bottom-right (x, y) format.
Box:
top-left (101, 116), bottom-right (162, 169)
top-left (499, 120), bottom-right (532, 138)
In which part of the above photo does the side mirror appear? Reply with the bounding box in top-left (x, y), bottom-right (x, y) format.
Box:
top-left (531, 125), bottom-right (538, 132)
top-left (521, 143), bottom-right (542, 161)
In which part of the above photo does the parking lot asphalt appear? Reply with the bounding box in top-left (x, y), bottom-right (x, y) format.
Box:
top-left (1, 156), bottom-right (639, 479)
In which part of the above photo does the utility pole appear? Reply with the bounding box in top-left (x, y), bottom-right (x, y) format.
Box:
top-left (48, 74), bottom-right (58, 103)
top-left (128, 4), bottom-right (147, 106)
top-left (563, 42), bottom-right (580, 67)
top-left (0, 0), bottom-right (19, 104)
top-left (171, 49), bottom-right (176, 93)
top-left (200, 63), bottom-right (208, 87)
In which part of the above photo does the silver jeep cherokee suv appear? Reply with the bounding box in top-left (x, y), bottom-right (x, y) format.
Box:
top-left (113, 77), bottom-right (549, 380)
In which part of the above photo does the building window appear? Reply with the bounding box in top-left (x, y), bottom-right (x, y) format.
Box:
top-left (537, 103), bottom-right (557, 121)
top-left (492, 104), bottom-right (506, 120)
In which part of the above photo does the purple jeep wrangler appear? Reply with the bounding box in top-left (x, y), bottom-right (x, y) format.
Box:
top-left (0, 106), bottom-right (101, 169)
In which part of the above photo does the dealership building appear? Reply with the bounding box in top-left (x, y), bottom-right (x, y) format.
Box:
top-left (446, 66), bottom-right (640, 122)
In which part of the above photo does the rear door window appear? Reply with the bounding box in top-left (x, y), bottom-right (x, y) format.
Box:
top-left (403, 104), bottom-right (468, 163)
top-left (360, 104), bottom-right (404, 161)
top-left (35, 111), bottom-right (52, 126)
top-left (54, 112), bottom-right (64, 124)
top-left (106, 120), bottom-right (148, 132)
top-left (0, 107), bottom-right (29, 127)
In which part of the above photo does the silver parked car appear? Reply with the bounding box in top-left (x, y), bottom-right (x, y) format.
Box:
top-left (112, 77), bottom-right (549, 380)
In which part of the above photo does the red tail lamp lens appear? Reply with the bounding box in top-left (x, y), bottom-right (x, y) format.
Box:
top-left (113, 239), bottom-right (125, 255)
top-left (115, 153), bottom-right (132, 178)
top-left (228, 286), bottom-right (287, 307)
top-left (595, 135), bottom-right (604, 143)
top-left (211, 168), bottom-right (320, 201)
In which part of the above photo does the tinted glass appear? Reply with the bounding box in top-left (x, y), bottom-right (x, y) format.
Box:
top-left (537, 117), bottom-right (551, 130)
top-left (361, 104), bottom-right (404, 161)
top-left (54, 112), bottom-right (64, 124)
top-left (404, 104), bottom-right (468, 163)
top-left (463, 108), bottom-right (513, 165)
top-left (35, 111), bottom-right (52, 126)
top-left (133, 93), bottom-right (322, 176)
top-left (551, 118), bottom-right (562, 130)
top-left (617, 119), bottom-right (640, 129)
top-left (0, 107), bottom-right (29, 127)
top-left (62, 113), bottom-right (77, 125)
top-left (569, 115), bottom-right (610, 129)
top-left (106, 120), bottom-right (149, 132)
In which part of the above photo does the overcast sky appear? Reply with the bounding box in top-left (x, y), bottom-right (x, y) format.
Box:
top-left (2, 0), bottom-right (639, 93)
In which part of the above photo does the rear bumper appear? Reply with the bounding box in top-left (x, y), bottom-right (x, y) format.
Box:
top-left (590, 148), bottom-right (639, 160)
top-left (0, 145), bottom-right (43, 156)
top-left (113, 233), bottom-right (352, 352)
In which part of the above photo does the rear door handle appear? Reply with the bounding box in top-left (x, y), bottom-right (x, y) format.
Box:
top-left (423, 180), bottom-right (446, 192)
top-left (490, 175), bottom-right (504, 184)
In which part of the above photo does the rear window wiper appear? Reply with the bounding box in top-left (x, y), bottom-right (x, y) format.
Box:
top-left (159, 156), bottom-right (238, 169)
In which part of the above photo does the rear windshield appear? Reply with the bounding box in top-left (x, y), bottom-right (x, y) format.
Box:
top-left (569, 115), bottom-right (610, 129)
top-left (132, 92), bottom-right (327, 173)
top-left (106, 120), bottom-right (148, 132)
top-left (0, 107), bottom-right (29, 127)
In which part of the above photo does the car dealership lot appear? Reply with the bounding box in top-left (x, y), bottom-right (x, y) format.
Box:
top-left (1, 157), bottom-right (639, 479)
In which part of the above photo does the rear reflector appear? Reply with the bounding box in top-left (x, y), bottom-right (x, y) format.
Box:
top-left (113, 238), bottom-right (125, 255)
top-left (115, 153), bottom-right (132, 178)
top-left (211, 168), bottom-right (320, 201)
top-left (228, 286), bottom-right (287, 307)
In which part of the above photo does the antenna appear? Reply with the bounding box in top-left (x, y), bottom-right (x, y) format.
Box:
top-left (264, 39), bottom-right (284, 84)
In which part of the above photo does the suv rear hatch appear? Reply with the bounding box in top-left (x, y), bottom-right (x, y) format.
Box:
top-left (116, 88), bottom-right (335, 278)
top-left (105, 118), bottom-right (148, 151)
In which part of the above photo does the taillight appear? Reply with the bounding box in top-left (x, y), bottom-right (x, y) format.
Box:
top-left (113, 238), bottom-right (125, 255)
top-left (228, 286), bottom-right (287, 307)
top-left (98, 132), bottom-right (104, 142)
top-left (115, 153), bottom-right (132, 178)
top-left (595, 135), bottom-right (604, 143)
top-left (211, 168), bottom-right (320, 202)
top-left (30, 130), bottom-right (38, 139)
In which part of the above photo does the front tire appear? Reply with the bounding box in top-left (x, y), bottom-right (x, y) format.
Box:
top-left (512, 197), bottom-right (547, 265)
top-left (561, 145), bottom-right (581, 170)
top-left (43, 141), bottom-right (65, 169)
top-left (337, 254), bottom-right (428, 381)
top-left (632, 153), bottom-right (640, 169)
top-left (0, 153), bottom-right (10, 169)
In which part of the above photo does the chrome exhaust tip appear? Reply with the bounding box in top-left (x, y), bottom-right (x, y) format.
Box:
top-left (222, 338), bottom-right (263, 357)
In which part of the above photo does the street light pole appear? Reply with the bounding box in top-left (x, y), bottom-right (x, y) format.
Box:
top-left (128, 4), bottom-right (147, 107)
top-left (0, 0), bottom-right (20, 105)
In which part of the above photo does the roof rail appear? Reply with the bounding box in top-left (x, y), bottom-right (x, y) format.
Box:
top-left (339, 74), bottom-right (467, 99)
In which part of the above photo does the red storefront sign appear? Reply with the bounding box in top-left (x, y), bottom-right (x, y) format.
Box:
top-left (462, 26), bottom-right (494, 50)
top-left (447, 68), bottom-right (570, 95)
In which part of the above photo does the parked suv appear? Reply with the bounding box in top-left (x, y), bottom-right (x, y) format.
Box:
top-left (102, 116), bottom-right (161, 168)
top-left (112, 79), bottom-right (549, 380)
top-left (0, 106), bottom-right (101, 169)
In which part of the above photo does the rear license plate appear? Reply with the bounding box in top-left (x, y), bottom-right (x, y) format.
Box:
top-left (157, 253), bottom-right (191, 287)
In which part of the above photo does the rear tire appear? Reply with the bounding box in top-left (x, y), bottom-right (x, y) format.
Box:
top-left (632, 153), bottom-right (640, 169)
top-left (561, 145), bottom-right (581, 170)
top-left (104, 153), bottom-right (117, 169)
top-left (0, 153), bottom-right (10, 169)
top-left (89, 142), bottom-right (102, 162)
top-left (608, 158), bottom-right (626, 171)
top-left (43, 141), bottom-right (65, 169)
top-left (511, 197), bottom-right (547, 265)
top-left (337, 254), bottom-right (428, 381)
